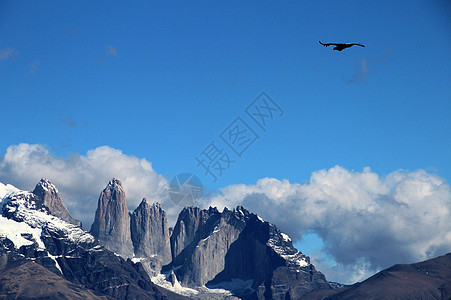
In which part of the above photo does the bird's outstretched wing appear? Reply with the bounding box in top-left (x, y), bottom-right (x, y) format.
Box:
top-left (350, 43), bottom-right (365, 47)
top-left (319, 41), bottom-right (334, 47)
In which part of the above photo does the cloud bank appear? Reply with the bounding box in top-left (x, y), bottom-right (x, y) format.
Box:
top-left (1, 144), bottom-right (450, 283)
top-left (204, 166), bottom-right (451, 283)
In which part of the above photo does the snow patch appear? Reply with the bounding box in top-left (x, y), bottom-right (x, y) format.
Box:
top-left (88, 245), bottom-right (104, 253)
top-left (207, 278), bottom-right (254, 295)
top-left (281, 232), bottom-right (291, 242)
top-left (0, 215), bottom-right (44, 249)
top-left (131, 257), bottom-right (147, 263)
top-left (281, 254), bottom-right (309, 267)
top-left (197, 221), bottom-right (222, 248)
top-left (0, 182), bottom-right (20, 207)
top-left (151, 273), bottom-right (199, 296)
top-left (267, 233), bottom-right (310, 269)
top-left (47, 253), bottom-right (63, 274)
top-left (0, 182), bottom-right (20, 199)
top-left (152, 272), bottom-right (240, 298)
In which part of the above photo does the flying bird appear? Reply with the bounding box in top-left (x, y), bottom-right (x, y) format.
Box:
top-left (319, 41), bottom-right (365, 51)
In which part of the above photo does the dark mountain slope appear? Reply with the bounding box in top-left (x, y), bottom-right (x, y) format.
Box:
top-left (0, 256), bottom-right (111, 300)
top-left (300, 252), bottom-right (451, 300)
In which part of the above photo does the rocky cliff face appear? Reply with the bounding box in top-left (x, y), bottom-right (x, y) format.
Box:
top-left (130, 199), bottom-right (172, 270)
top-left (90, 179), bottom-right (134, 257)
top-left (170, 206), bottom-right (222, 262)
top-left (167, 207), bottom-right (243, 286)
top-left (166, 206), bottom-right (332, 299)
top-left (31, 178), bottom-right (82, 227)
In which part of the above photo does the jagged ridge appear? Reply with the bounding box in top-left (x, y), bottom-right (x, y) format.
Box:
top-left (1, 179), bottom-right (332, 300)
top-left (165, 205), bottom-right (331, 299)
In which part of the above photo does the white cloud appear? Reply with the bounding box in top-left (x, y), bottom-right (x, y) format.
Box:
top-left (0, 144), bottom-right (170, 228)
top-left (205, 166), bottom-right (451, 283)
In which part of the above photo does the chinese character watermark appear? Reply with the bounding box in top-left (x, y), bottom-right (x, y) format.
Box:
top-left (246, 92), bottom-right (284, 132)
top-left (195, 141), bottom-right (235, 182)
top-left (220, 117), bottom-right (259, 157)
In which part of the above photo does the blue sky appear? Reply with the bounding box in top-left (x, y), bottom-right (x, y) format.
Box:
top-left (1, 1), bottom-right (450, 283)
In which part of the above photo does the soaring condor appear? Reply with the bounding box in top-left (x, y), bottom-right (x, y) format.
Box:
top-left (319, 41), bottom-right (365, 51)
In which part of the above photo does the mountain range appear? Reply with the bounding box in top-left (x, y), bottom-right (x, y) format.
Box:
top-left (0, 178), bottom-right (450, 299)
top-left (88, 178), bottom-right (332, 299)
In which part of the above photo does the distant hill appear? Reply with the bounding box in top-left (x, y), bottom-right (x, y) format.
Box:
top-left (301, 252), bottom-right (451, 300)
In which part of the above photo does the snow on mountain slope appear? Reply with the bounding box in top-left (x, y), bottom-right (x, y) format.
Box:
top-left (0, 182), bottom-right (20, 203)
top-left (0, 182), bottom-right (44, 250)
top-left (0, 180), bottom-right (183, 300)
top-left (266, 223), bottom-right (310, 269)
top-left (1, 186), bottom-right (95, 247)
top-left (252, 209), bottom-right (310, 269)
top-left (0, 182), bottom-right (77, 279)
top-left (0, 181), bottom-right (95, 277)
top-left (0, 214), bottom-right (44, 249)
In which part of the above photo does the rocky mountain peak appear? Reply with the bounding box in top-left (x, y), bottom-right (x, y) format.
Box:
top-left (131, 198), bottom-right (172, 268)
top-left (33, 178), bottom-right (58, 193)
top-left (90, 178), bottom-right (134, 257)
top-left (103, 178), bottom-right (125, 200)
top-left (27, 178), bottom-right (81, 227)
top-left (136, 198), bottom-right (162, 210)
top-left (232, 205), bottom-right (252, 220)
top-left (235, 205), bottom-right (247, 214)
top-left (107, 178), bottom-right (123, 189)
